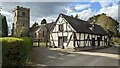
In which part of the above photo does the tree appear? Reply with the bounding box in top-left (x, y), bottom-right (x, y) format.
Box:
top-left (75, 14), bottom-right (79, 19)
top-left (0, 13), bottom-right (2, 37)
top-left (2, 16), bottom-right (8, 37)
top-left (88, 13), bottom-right (119, 37)
top-left (41, 19), bottom-right (47, 24)
top-left (71, 15), bottom-right (73, 17)
top-left (32, 22), bottom-right (38, 27)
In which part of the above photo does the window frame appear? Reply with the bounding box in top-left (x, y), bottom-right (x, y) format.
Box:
top-left (63, 36), bottom-right (67, 43)
top-left (59, 24), bottom-right (63, 32)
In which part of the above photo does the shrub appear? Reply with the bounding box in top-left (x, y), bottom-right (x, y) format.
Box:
top-left (0, 37), bottom-right (33, 66)
top-left (112, 37), bottom-right (120, 46)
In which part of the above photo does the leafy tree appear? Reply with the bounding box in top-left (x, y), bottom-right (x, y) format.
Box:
top-left (75, 14), bottom-right (79, 19)
top-left (2, 16), bottom-right (8, 37)
top-left (32, 22), bottom-right (38, 27)
top-left (41, 19), bottom-right (47, 24)
top-left (88, 13), bottom-right (119, 37)
top-left (71, 15), bottom-right (73, 17)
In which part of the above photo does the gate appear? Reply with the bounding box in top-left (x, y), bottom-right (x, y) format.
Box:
top-left (33, 39), bottom-right (48, 47)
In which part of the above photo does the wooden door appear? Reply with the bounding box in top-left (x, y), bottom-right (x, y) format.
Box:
top-left (97, 37), bottom-right (100, 46)
top-left (92, 38), bottom-right (95, 46)
top-left (58, 37), bottom-right (63, 47)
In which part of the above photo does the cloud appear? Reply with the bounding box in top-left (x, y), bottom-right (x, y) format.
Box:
top-left (74, 4), bottom-right (90, 10)
top-left (78, 9), bottom-right (94, 20)
top-left (91, 0), bottom-right (113, 7)
top-left (1, 10), bottom-right (14, 29)
top-left (2, 2), bottom-right (69, 28)
top-left (2, 2), bottom-right (120, 32)
top-left (1, 10), bottom-right (13, 16)
top-left (96, 3), bottom-right (118, 20)
top-left (65, 7), bottom-right (73, 13)
top-left (66, 8), bottom-right (94, 21)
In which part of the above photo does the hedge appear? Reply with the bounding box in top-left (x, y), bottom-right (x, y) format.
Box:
top-left (0, 37), bottom-right (33, 66)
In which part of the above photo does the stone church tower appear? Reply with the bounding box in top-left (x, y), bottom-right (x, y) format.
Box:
top-left (12, 6), bottom-right (30, 37)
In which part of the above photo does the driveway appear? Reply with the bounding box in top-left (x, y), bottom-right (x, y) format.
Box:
top-left (28, 46), bottom-right (119, 67)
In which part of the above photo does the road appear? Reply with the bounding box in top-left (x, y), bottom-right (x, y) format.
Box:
top-left (28, 46), bottom-right (119, 67)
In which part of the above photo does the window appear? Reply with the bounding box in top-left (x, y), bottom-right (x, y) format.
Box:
top-left (59, 24), bottom-right (63, 32)
top-left (43, 31), bottom-right (44, 37)
top-left (100, 36), bottom-right (102, 40)
top-left (35, 33), bottom-right (37, 38)
top-left (63, 36), bottom-right (67, 43)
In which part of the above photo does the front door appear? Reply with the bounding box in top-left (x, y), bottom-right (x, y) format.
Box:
top-left (92, 38), bottom-right (95, 46)
top-left (58, 37), bottom-right (63, 47)
top-left (97, 37), bottom-right (100, 46)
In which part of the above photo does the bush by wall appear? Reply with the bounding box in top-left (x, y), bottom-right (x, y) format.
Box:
top-left (0, 37), bottom-right (33, 66)
top-left (112, 37), bottom-right (120, 46)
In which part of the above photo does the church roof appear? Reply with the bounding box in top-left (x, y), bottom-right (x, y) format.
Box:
top-left (45, 22), bottom-right (55, 31)
top-left (29, 22), bottom-right (55, 33)
top-left (29, 25), bottom-right (41, 33)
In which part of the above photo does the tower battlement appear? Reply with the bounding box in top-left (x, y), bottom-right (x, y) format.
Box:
top-left (14, 6), bottom-right (30, 12)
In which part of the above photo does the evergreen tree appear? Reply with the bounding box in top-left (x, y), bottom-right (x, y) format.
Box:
top-left (41, 19), bottom-right (47, 24)
top-left (32, 22), bottom-right (38, 27)
top-left (2, 16), bottom-right (8, 37)
top-left (75, 14), bottom-right (79, 19)
top-left (0, 12), bottom-right (2, 37)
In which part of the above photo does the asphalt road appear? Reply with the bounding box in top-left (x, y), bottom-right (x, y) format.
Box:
top-left (29, 46), bottom-right (119, 67)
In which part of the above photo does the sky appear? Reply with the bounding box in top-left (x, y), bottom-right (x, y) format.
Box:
top-left (1, 0), bottom-right (120, 33)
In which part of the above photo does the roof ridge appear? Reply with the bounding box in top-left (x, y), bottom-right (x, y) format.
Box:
top-left (61, 13), bottom-right (88, 23)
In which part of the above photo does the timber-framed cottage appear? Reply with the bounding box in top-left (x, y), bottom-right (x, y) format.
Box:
top-left (50, 13), bottom-right (108, 49)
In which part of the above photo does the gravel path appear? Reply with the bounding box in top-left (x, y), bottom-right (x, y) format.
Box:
top-left (28, 46), bottom-right (119, 67)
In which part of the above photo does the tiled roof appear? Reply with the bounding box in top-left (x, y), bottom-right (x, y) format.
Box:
top-left (58, 13), bottom-right (107, 35)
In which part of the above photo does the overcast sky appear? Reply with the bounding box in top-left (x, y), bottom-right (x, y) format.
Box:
top-left (1, 0), bottom-right (120, 33)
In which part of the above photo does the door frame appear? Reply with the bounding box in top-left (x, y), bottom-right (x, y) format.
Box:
top-left (58, 37), bottom-right (63, 47)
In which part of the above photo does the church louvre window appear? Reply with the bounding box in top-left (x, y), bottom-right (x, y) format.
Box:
top-left (43, 31), bottom-right (44, 37)
top-left (22, 12), bottom-right (25, 17)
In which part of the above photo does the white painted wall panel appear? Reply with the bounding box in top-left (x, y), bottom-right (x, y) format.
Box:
top-left (63, 32), bottom-right (67, 36)
top-left (80, 41), bottom-right (84, 47)
top-left (76, 33), bottom-right (79, 40)
top-left (67, 41), bottom-right (74, 48)
top-left (58, 32), bottom-right (62, 36)
top-left (81, 33), bottom-right (84, 40)
top-left (85, 34), bottom-right (88, 39)
top-left (54, 41), bottom-right (58, 47)
top-left (52, 33), bottom-right (58, 40)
